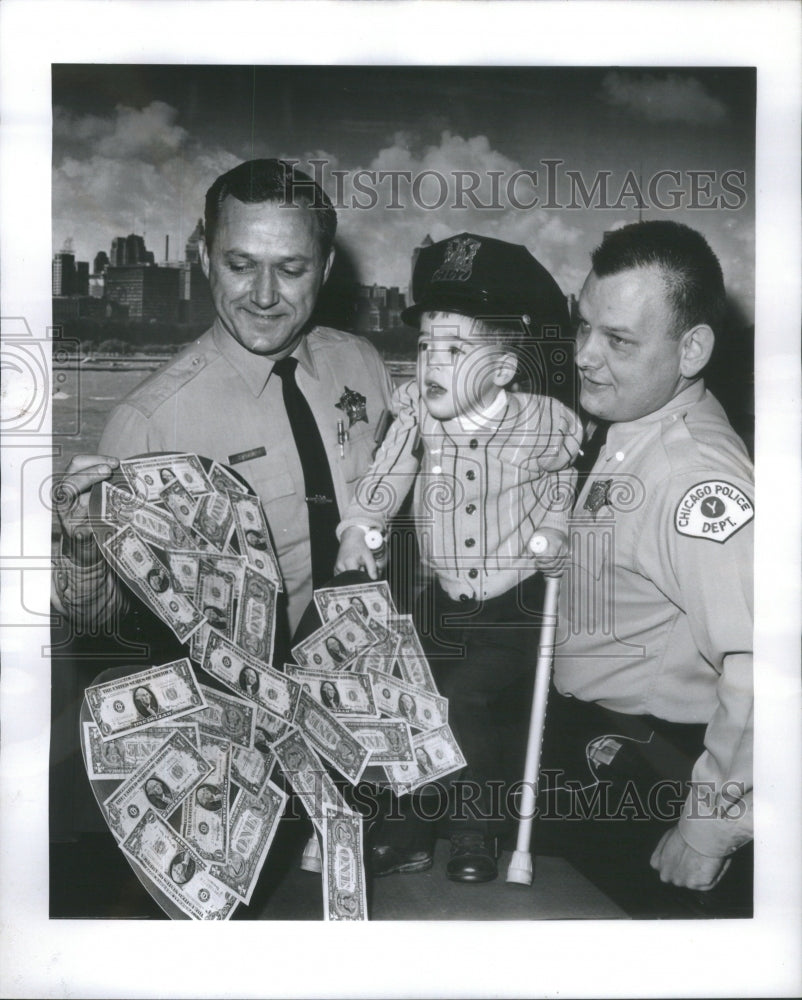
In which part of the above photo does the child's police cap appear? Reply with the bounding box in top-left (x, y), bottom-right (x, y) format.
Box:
top-left (401, 232), bottom-right (569, 330)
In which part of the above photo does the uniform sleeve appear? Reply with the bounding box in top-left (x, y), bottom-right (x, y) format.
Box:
top-left (52, 538), bottom-right (129, 632)
top-left (337, 380), bottom-right (421, 537)
top-left (520, 396), bottom-right (583, 473)
top-left (639, 472), bottom-right (754, 857)
top-left (52, 400), bottom-right (153, 630)
top-left (528, 467), bottom-right (577, 536)
top-left (98, 401), bottom-right (157, 459)
top-left (518, 396), bottom-right (581, 537)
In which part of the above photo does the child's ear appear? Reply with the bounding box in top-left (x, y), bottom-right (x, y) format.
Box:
top-left (492, 351), bottom-right (518, 387)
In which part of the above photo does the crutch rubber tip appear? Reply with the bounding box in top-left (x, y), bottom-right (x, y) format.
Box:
top-left (506, 851), bottom-right (534, 886)
top-left (300, 834), bottom-right (322, 873)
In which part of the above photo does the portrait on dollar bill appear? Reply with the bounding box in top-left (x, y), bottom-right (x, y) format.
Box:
top-left (0, 1), bottom-right (800, 998)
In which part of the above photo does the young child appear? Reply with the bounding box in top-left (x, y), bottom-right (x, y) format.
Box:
top-left (336, 233), bottom-right (582, 883)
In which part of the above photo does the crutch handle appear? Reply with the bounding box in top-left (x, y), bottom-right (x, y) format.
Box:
top-left (364, 528), bottom-right (385, 552)
top-left (529, 533), bottom-right (549, 555)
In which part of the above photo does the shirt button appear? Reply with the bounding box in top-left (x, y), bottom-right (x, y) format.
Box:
top-left (468, 568), bottom-right (478, 579)
top-left (466, 504), bottom-right (476, 514)
top-left (192, 356), bottom-right (201, 366)
top-left (466, 470), bottom-right (476, 481)
top-left (465, 538), bottom-right (476, 548)
top-left (615, 451), bottom-right (625, 461)
top-left (432, 465), bottom-right (443, 475)
top-left (469, 439), bottom-right (478, 449)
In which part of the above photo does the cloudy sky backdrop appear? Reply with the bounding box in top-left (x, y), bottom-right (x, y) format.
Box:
top-left (52, 65), bottom-right (755, 317)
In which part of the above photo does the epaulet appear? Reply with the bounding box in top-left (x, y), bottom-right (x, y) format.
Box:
top-left (657, 410), bottom-right (703, 473)
top-left (307, 325), bottom-right (354, 349)
top-left (660, 407), bottom-right (753, 486)
top-left (122, 343), bottom-right (211, 420)
top-left (308, 325), bottom-right (383, 359)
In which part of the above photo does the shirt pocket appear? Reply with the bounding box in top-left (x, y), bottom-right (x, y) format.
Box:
top-left (241, 450), bottom-right (298, 505)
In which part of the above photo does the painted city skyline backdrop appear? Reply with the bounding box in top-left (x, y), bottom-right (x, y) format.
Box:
top-left (52, 65), bottom-right (755, 317)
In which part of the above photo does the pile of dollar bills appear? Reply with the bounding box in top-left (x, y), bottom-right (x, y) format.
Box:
top-left (83, 452), bottom-right (464, 920)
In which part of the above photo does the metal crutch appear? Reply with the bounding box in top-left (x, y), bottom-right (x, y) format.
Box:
top-left (506, 534), bottom-right (562, 886)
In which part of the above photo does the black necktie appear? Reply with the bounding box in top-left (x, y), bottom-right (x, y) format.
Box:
top-left (272, 356), bottom-right (340, 587)
top-left (574, 419), bottom-right (610, 478)
top-left (573, 419), bottom-right (610, 509)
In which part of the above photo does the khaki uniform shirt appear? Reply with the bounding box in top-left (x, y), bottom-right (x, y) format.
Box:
top-left (55, 323), bottom-right (393, 633)
top-left (555, 382), bottom-right (754, 858)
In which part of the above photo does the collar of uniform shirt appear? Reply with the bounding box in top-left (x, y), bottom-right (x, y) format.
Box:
top-left (211, 320), bottom-right (318, 397)
top-left (443, 388), bottom-right (509, 433)
top-left (603, 380), bottom-right (706, 454)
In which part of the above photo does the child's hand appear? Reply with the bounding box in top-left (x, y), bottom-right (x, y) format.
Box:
top-left (529, 528), bottom-right (568, 577)
top-left (334, 526), bottom-right (379, 580)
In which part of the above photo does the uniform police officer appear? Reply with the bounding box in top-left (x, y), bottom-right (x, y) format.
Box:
top-left (53, 159), bottom-right (393, 638)
top-left (543, 221), bottom-right (753, 909)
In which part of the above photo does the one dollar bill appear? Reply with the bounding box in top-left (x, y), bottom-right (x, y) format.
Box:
top-left (120, 453), bottom-right (213, 503)
top-left (291, 606), bottom-right (380, 671)
top-left (314, 580), bottom-right (396, 625)
top-left (367, 669), bottom-right (447, 732)
top-left (321, 805), bottom-right (367, 921)
top-left (103, 729), bottom-right (212, 841)
top-left (201, 630), bottom-right (300, 722)
top-left (341, 718), bottom-right (414, 765)
top-left (121, 809), bottom-right (238, 921)
top-left (272, 728), bottom-right (350, 833)
top-left (194, 685), bottom-right (256, 749)
top-left (180, 732), bottom-right (232, 863)
top-left (282, 665), bottom-right (378, 717)
top-left (82, 721), bottom-right (200, 779)
top-left (293, 689), bottom-right (370, 784)
top-left (102, 526), bottom-right (206, 643)
top-left (231, 493), bottom-right (282, 590)
top-left (208, 783), bottom-right (287, 904)
top-left (234, 566), bottom-right (278, 664)
top-left (383, 724), bottom-right (466, 794)
top-left (101, 481), bottom-right (191, 550)
top-left (85, 659), bottom-right (206, 740)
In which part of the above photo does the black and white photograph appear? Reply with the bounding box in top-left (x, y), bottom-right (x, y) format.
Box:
top-left (1, 2), bottom-right (800, 998)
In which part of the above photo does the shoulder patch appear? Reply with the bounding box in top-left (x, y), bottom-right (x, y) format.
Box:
top-left (674, 480), bottom-right (753, 543)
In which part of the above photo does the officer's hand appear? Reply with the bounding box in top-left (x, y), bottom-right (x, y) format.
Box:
top-left (334, 527), bottom-right (378, 580)
top-left (530, 528), bottom-right (568, 577)
top-left (54, 454), bottom-right (119, 563)
top-left (649, 826), bottom-right (731, 890)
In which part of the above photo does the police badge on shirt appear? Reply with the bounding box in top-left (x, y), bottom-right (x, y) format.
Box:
top-left (584, 478), bottom-right (613, 514)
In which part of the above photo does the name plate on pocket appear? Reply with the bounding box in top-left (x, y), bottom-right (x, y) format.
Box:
top-left (228, 447), bottom-right (267, 466)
